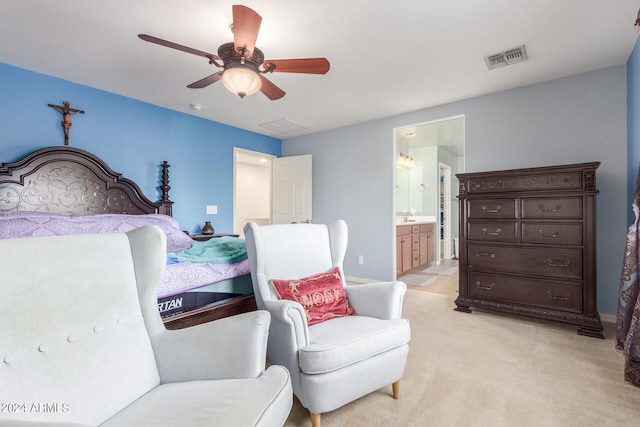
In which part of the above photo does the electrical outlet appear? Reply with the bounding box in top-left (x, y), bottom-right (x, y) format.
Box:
top-left (357, 255), bottom-right (364, 265)
top-left (206, 205), bottom-right (218, 215)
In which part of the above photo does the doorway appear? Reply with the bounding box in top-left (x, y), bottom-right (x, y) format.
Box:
top-left (394, 115), bottom-right (465, 281)
top-left (233, 148), bottom-right (275, 236)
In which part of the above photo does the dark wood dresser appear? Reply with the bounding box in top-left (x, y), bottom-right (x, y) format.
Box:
top-left (454, 162), bottom-right (603, 338)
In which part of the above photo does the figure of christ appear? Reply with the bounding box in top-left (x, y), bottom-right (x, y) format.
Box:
top-left (48, 101), bottom-right (85, 146)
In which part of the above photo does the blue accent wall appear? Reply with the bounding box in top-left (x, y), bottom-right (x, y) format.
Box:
top-left (0, 62), bottom-right (281, 233)
top-left (628, 36), bottom-right (640, 226)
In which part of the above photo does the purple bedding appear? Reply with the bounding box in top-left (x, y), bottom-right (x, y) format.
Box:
top-left (0, 212), bottom-right (250, 302)
top-left (159, 259), bottom-right (250, 299)
top-left (0, 211), bottom-right (194, 252)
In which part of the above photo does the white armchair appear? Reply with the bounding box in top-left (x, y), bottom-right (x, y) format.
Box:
top-left (0, 225), bottom-right (292, 426)
top-left (244, 220), bottom-right (410, 427)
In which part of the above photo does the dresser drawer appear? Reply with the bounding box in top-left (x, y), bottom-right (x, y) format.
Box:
top-left (412, 251), bottom-right (420, 268)
top-left (521, 197), bottom-right (582, 219)
top-left (521, 223), bottom-right (582, 245)
top-left (468, 271), bottom-right (582, 313)
top-left (467, 244), bottom-right (582, 279)
top-left (468, 199), bottom-right (516, 219)
top-left (468, 222), bottom-right (517, 243)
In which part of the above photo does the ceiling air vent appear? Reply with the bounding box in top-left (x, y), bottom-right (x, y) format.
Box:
top-left (484, 45), bottom-right (527, 70)
top-left (259, 118), bottom-right (308, 134)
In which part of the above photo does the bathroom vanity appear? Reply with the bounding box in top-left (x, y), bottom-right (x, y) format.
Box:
top-left (396, 220), bottom-right (436, 275)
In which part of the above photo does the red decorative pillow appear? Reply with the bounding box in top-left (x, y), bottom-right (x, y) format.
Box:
top-left (270, 267), bottom-right (355, 325)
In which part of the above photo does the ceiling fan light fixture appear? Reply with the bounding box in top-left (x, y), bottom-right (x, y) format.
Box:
top-left (222, 65), bottom-right (261, 98)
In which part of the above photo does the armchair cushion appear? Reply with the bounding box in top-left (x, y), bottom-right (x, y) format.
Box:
top-left (270, 267), bottom-right (354, 325)
top-left (101, 366), bottom-right (292, 427)
top-left (299, 316), bottom-right (410, 374)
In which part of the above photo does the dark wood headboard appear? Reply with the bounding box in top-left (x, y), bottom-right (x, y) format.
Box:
top-left (0, 146), bottom-right (257, 329)
top-left (0, 146), bottom-right (172, 215)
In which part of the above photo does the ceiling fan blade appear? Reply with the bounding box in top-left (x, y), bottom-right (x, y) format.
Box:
top-left (232, 5), bottom-right (262, 57)
top-left (263, 58), bottom-right (330, 74)
top-left (139, 34), bottom-right (219, 60)
top-left (187, 72), bottom-right (223, 89)
top-left (259, 75), bottom-right (286, 100)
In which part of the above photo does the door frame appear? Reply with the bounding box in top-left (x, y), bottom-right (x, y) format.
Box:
top-left (439, 162), bottom-right (452, 262)
top-left (233, 148), bottom-right (276, 235)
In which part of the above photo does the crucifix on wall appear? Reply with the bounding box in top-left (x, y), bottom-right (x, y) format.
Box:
top-left (48, 101), bottom-right (85, 146)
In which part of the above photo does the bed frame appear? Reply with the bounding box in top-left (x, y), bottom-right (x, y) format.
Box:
top-left (0, 146), bottom-right (256, 329)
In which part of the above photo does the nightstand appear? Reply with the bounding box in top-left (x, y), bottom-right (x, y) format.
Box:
top-left (190, 233), bottom-right (240, 242)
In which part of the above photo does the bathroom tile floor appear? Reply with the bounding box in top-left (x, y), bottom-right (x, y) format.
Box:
top-left (399, 258), bottom-right (458, 298)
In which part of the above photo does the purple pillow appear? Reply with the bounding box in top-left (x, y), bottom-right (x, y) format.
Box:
top-left (0, 212), bottom-right (193, 252)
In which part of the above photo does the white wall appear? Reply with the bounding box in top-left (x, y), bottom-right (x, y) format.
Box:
top-left (235, 162), bottom-right (271, 235)
top-left (283, 65), bottom-right (627, 315)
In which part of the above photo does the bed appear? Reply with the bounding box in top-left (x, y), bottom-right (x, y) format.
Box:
top-left (0, 145), bottom-right (257, 329)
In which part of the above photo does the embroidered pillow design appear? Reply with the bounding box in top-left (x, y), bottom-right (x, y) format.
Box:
top-left (270, 267), bottom-right (355, 325)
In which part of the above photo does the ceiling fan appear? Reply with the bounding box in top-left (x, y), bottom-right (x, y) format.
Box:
top-left (138, 4), bottom-right (330, 100)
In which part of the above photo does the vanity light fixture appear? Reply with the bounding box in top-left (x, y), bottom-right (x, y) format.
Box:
top-left (397, 153), bottom-right (415, 169)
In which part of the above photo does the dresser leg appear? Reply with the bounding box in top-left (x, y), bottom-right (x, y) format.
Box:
top-left (454, 304), bottom-right (472, 313)
top-left (577, 327), bottom-right (604, 339)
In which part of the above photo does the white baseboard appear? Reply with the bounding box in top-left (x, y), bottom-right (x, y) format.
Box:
top-left (345, 275), bottom-right (375, 284)
top-left (600, 312), bottom-right (615, 324)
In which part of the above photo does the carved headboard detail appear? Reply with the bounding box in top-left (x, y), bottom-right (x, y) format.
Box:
top-left (0, 146), bottom-right (172, 215)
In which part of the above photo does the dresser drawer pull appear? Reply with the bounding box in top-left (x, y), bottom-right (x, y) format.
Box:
top-left (481, 205), bottom-right (502, 213)
top-left (538, 204), bottom-right (562, 213)
top-left (547, 290), bottom-right (571, 301)
top-left (538, 229), bottom-right (561, 238)
top-left (482, 227), bottom-right (502, 236)
top-left (475, 281), bottom-right (494, 290)
top-left (476, 252), bottom-right (496, 258)
top-left (546, 258), bottom-right (571, 268)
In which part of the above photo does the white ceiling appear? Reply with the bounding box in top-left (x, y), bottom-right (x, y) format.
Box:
top-left (1, 1), bottom-right (638, 140)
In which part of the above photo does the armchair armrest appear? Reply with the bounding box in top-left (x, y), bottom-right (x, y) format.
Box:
top-left (264, 299), bottom-right (310, 349)
top-left (151, 310), bottom-right (271, 384)
top-left (344, 281), bottom-right (406, 319)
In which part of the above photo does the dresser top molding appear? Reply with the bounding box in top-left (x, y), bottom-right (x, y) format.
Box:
top-left (456, 162), bottom-right (600, 196)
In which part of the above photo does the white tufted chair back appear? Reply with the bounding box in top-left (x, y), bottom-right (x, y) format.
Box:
top-left (0, 227), bottom-right (163, 424)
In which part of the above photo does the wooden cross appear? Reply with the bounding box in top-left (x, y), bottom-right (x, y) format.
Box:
top-left (48, 101), bottom-right (85, 146)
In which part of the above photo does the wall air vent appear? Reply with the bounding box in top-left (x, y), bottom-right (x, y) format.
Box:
top-left (484, 45), bottom-right (527, 70)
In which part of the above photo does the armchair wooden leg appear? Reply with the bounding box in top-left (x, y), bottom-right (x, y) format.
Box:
top-left (310, 412), bottom-right (321, 427)
top-left (392, 380), bottom-right (400, 399)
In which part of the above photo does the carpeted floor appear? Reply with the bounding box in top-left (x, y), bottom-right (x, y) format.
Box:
top-left (284, 288), bottom-right (640, 427)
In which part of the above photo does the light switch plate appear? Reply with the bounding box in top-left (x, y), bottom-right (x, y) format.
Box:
top-left (206, 205), bottom-right (218, 215)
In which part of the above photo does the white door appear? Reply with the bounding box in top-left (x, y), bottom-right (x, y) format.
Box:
top-left (272, 154), bottom-right (312, 224)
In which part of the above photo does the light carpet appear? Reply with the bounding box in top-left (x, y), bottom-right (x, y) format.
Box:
top-left (284, 289), bottom-right (639, 427)
top-left (397, 274), bottom-right (437, 287)
top-left (421, 265), bottom-right (458, 275)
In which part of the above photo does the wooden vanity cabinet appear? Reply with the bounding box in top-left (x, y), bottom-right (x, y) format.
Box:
top-left (419, 224), bottom-right (435, 266)
top-left (397, 223), bottom-right (435, 275)
top-left (455, 162), bottom-right (603, 338)
top-left (396, 225), bottom-right (413, 274)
